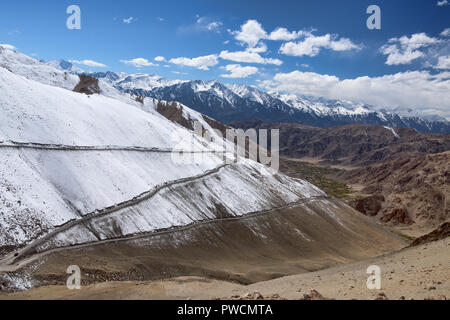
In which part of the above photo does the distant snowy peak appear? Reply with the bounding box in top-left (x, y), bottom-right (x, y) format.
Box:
top-left (47, 59), bottom-right (84, 74)
top-left (89, 71), bottom-right (127, 84)
top-left (189, 80), bottom-right (237, 102)
top-left (385, 107), bottom-right (448, 123)
top-left (270, 92), bottom-right (318, 114)
top-left (111, 73), bottom-right (186, 91)
top-left (190, 80), bottom-right (220, 93)
top-left (271, 91), bottom-right (372, 117)
top-left (225, 84), bottom-right (274, 105)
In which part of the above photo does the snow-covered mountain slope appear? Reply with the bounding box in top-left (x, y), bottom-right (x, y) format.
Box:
top-left (0, 46), bottom-right (79, 90)
top-left (36, 162), bottom-right (325, 251)
top-left (0, 47), bottom-right (132, 106)
top-left (0, 68), bottom-right (194, 147)
top-left (0, 67), bottom-right (217, 242)
top-left (0, 65), bottom-right (328, 254)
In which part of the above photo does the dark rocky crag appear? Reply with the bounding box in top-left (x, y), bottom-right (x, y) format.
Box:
top-left (73, 75), bottom-right (101, 95)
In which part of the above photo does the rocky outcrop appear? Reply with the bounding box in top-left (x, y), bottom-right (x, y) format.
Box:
top-left (224, 292), bottom-right (285, 300)
top-left (375, 292), bottom-right (389, 300)
top-left (341, 152), bottom-right (449, 227)
top-left (381, 207), bottom-right (414, 225)
top-left (409, 222), bottom-right (450, 247)
top-left (73, 75), bottom-right (101, 95)
top-left (302, 290), bottom-right (330, 300)
top-left (156, 100), bottom-right (194, 130)
top-left (349, 195), bottom-right (385, 217)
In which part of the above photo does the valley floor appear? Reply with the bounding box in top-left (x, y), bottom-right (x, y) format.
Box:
top-left (1, 238), bottom-right (448, 300)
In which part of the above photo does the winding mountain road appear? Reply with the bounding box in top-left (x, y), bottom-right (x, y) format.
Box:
top-left (0, 163), bottom-right (231, 270)
top-left (0, 195), bottom-right (329, 272)
top-left (0, 141), bottom-right (226, 154)
top-left (0, 140), bottom-right (328, 274)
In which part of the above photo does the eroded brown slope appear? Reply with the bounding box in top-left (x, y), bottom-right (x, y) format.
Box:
top-left (340, 152), bottom-right (449, 228)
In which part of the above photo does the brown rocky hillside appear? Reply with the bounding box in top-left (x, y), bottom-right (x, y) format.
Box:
top-left (339, 152), bottom-right (449, 228)
top-left (231, 120), bottom-right (450, 167)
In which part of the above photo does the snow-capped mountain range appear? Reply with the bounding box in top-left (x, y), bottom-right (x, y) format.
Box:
top-left (81, 69), bottom-right (449, 134)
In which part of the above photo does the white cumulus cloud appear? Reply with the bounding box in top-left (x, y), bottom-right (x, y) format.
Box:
top-left (70, 59), bottom-right (107, 67)
top-left (441, 28), bottom-right (450, 37)
top-left (437, 0), bottom-right (449, 6)
top-left (123, 17), bottom-right (136, 24)
top-left (232, 20), bottom-right (267, 48)
top-left (231, 20), bottom-right (313, 47)
top-left (196, 17), bottom-right (223, 32)
top-left (120, 58), bottom-right (157, 67)
top-left (169, 54), bottom-right (219, 70)
top-left (280, 34), bottom-right (361, 57)
top-left (220, 64), bottom-right (258, 78)
top-left (178, 16), bottom-right (223, 34)
top-left (381, 33), bottom-right (439, 65)
top-left (268, 28), bottom-right (310, 41)
top-left (154, 56), bottom-right (166, 62)
top-left (231, 19), bottom-right (358, 57)
top-left (219, 50), bottom-right (282, 65)
top-left (435, 55), bottom-right (450, 69)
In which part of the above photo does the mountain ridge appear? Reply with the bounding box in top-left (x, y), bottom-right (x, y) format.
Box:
top-left (87, 70), bottom-right (450, 134)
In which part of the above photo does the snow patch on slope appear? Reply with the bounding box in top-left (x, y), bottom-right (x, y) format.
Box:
top-left (383, 126), bottom-right (400, 138)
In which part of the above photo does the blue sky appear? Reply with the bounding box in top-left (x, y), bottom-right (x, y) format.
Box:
top-left (1, 0), bottom-right (450, 117)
